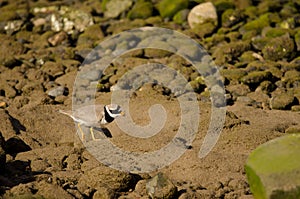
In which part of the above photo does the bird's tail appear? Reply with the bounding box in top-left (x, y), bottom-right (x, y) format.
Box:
top-left (58, 109), bottom-right (73, 117)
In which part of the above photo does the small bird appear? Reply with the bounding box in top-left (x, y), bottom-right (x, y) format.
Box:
top-left (59, 104), bottom-right (124, 141)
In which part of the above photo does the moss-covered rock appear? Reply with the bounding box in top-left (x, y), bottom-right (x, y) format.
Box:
top-left (280, 2), bottom-right (298, 18)
top-left (270, 91), bottom-right (296, 110)
top-left (104, 0), bottom-right (133, 18)
top-left (212, 41), bottom-right (251, 65)
top-left (127, 0), bottom-right (153, 20)
top-left (240, 13), bottom-right (280, 35)
top-left (257, 80), bottom-right (276, 94)
top-left (173, 9), bottom-right (189, 24)
top-left (221, 9), bottom-right (244, 28)
top-left (262, 27), bottom-right (292, 39)
top-left (213, 0), bottom-right (235, 15)
top-left (262, 34), bottom-right (295, 61)
top-left (157, 0), bottom-right (188, 19)
top-left (77, 24), bottom-right (105, 48)
top-left (245, 134), bottom-right (300, 199)
top-left (220, 68), bottom-right (247, 82)
top-left (0, 34), bottom-right (24, 67)
top-left (239, 51), bottom-right (259, 63)
top-left (251, 37), bottom-right (271, 51)
top-left (191, 21), bottom-right (217, 38)
top-left (240, 71), bottom-right (273, 89)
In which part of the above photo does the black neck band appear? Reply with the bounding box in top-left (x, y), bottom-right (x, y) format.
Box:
top-left (104, 106), bottom-right (115, 123)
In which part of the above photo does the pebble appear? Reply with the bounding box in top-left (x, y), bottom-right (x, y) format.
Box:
top-left (146, 173), bottom-right (178, 199)
top-left (188, 2), bottom-right (218, 29)
top-left (0, 101), bottom-right (7, 108)
top-left (47, 86), bottom-right (68, 97)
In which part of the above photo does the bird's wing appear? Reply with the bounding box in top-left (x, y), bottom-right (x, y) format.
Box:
top-left (59, 105), bottom-right (105, 126)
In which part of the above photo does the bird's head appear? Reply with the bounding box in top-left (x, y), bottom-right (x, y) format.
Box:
top-left (101, 104), bottom-right (124, 124)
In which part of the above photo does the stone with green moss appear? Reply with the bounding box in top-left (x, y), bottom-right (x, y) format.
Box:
top-left (127, 0), bottom-right (153, 20)
top-left (251, 37), bottom-right (271, 51)
top-left (245, 134), bottom-right (300, 199)
top-left (77, 24), bottom-right (105, 48)
top-left (220, 69), bottom-right (247, 82)
top-left (244, 6), bottom-right (259, 19)
top-left (262, 34), bottom-right (295, 61)
top-left (240, 13), bottom-right (280, 35)
top-left (270, 92), bottom-right (295, 110)
top-left (191, 22), bottom-right (216, 38)
top-left (173, 9), bottom-right (189, 24)
top-left (241, 71), bottom-right (272, 87)
top-left (104, 0), bottom-right (133, 18)
top-left (221, 9), bottom-right (244, 28)
top-left (262, 27), bottom-right (292, 39)
top-left (239, 51), bottom-right (257, 63)
top-left (213, 0), bottom-right (235, 14)
top-left (212, 41), bottom-right (251, 65)
top-left (157, 0), bottom-right (188, 19)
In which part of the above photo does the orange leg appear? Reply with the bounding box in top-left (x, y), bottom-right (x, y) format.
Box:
top-left (77, 123), bottom-right (85, 141)
top-left (90, 127), bottom-right (96, 140)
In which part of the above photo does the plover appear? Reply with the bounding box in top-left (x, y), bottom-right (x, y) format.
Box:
top-left (59, 104), bottom-right (124, 140)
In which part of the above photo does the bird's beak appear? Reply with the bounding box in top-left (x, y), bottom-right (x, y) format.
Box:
top-left (120, 111), bottom-right (125, 116)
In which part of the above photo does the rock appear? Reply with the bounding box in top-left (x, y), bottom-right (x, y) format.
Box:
top-left (245, 134), bottom-right (300, 199)
top-left (221, 9), bottom-right (244, 28)
top-left (135, 179), bottom-right (148, 196)
top-left (221, 69), bottom-right (247, 82)
top-left (48, 31), bottom-right (68, 46)
top-left (270, 92), bottom-right (295, 110)
top-left (188, 2), bottom-right (218, 31)
top-left (41, 61), bottom-right (65, 78)
top-left (0, 101), bottom-right (6, 108)
top-left (93, 187), bottom-right (117, 199)
top-left (104, 0), bottom-right (133, 18)
top-left (13, 96), bottom-right (29, 109)
top-left (36, 181), bottom-right (74, 199)
top-left (0, 35), bottom-right (24, 67)
top-left (0, 132), bottom-right (6, 171)
top-left (0, 109), bottom-right (19, 139)
top-left (256, 81), bottom-right (276, 94)
top-left (226, 84), bottom-right (251, 100)
top-left (127, 0), bottom-right (153, 20)
top-left (146, 173), bottom-right (178, 199)
top-left (4, 184), bottom-right (46, 199)
top-left (262, 27), bottom-right (291, 38)
top-left (239, 51), bottom-right (261, 63)
top-left (77, 165), bottom-right (139, 194)
top-left (173, 9), bottom-right (189, 24)
top-left (262, 34), bottom-right (295, 61)
top-left (291, 105), bottom-right (300, 112)
top-left (77, 24), bottom-right (105, 49)
top-left (157, 0), bottom-right (188, 19)
top-left (240, 13), bottom-right (277, 35)
top-left (213, 0), bottom-right (235, 14)
top-left (47, 86), bottom-right (68, 97)
top-left (247, 90), bottom-right (270, 108)
top-left (33, 6), bottom-right (94, 34)
top-left (212, 41), bottom-right (251, 65)
top-left (240, 71), bottom-right (273, 89)
top-left (285, 125), bottom-right (300, 134)
top-left (251, 37), bottom-right (270, 51)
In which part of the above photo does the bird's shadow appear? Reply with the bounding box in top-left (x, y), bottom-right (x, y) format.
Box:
top-left (93, 127), bottom-right (112, 138)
